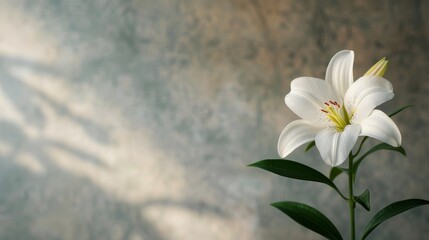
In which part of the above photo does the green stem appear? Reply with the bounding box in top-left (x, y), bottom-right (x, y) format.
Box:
top-left (348, 152), bottom-right (356, 240)
top-left (353, 136), bottom-right (368, 158)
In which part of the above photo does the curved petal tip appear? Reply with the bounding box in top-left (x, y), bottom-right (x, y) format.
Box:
top-left (325, 50), bottom-right (355, 98)
top-left (277, 120), bottom-right (319, 158)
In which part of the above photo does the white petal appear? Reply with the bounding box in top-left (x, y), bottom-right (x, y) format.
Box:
top-left (344, 76), bottom-right (394, 123)
top-left (325, 50), bottom-right (355, 98)
top-left (285, 77), bottom-right (338, 125)
top-left (315, 124), bottom-right (361, 166)
top-left (360, 110), bottom-right (401, 147)
top-left (278, 120), bottom-right (320, 158)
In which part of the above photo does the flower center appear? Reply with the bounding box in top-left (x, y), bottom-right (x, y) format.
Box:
top-left (320, 100), bottom-right (351, 131)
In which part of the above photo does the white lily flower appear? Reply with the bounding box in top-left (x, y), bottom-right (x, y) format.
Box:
top-left (278, 50), bottom-right (401, 166)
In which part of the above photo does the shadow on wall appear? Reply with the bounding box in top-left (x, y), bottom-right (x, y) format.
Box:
top-left (0, 55), bottom-right (226, 240)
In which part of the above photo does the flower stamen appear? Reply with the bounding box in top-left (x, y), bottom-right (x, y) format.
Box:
top-left (320, 100), bottom-right (351, 131)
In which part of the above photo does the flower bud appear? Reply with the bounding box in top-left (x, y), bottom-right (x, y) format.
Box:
top-left (364, 57), bottom-right (389, 77)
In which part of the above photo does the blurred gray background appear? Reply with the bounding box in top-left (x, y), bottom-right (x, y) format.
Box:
top-left (0, 0), bottom-right (428, 239)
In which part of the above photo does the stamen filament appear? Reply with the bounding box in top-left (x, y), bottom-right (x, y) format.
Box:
top-left (320, 100), bottom-right (351, 131)
top-left (326, 107), bottom-right (347, 127)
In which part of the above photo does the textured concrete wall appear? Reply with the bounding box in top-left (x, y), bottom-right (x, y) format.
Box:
top-left (0, 0), bottom-right (428, 239)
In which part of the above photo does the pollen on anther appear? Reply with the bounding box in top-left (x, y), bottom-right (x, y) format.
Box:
top-left (324, 102), bottom-right (330, 106)
top-left (321, 109), bottom-right (328, 113)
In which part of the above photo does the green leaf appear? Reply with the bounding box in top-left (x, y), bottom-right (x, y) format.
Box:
top-left (354, 189), bottom-right (370, 211)
top-left (329, 167), bottom-right (348, 181)
top-left (361, 199), bottom-right (429, 240)
top-left (272, 201), bottom-right (343, 240)
top-left (388, 104), bottom-right (414, 117)
top-left (305, 141), bottom-right (316, 152)
top-left (249, 159), bottom-right (345, 199)
top-left (353, 143), bottom-right (406, 182)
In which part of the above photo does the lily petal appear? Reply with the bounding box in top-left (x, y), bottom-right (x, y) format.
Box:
top-left (325, 50), bottom-right (355, 98)
top-left (315, 124), bottom-right (361, 166)
top-left (278, 120), bottom-right (320, 158)
top-left (360, 110), bottom-right (401, 147)
top-left (285, 77), bottom-right (338, 125)
top-left (344, 76), bottom-right (394, 123)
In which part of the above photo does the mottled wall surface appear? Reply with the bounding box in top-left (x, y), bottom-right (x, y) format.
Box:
top-left (0, 0), bottom-right (428, 239)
